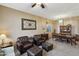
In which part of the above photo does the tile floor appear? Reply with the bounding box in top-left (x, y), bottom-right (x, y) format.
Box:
top-left (45, 38), bottom-right (79, 56)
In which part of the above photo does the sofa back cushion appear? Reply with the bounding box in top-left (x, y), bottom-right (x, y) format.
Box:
top-left (17, 36), bottom-right (28, 43)
top-left (41, 34), bottom-right (48, 40)
top-left (34, 35), bottom-right (42, 41)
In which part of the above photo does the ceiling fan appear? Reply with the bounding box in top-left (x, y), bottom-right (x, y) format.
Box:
top-left (32, 3), bottom-right (45, 8)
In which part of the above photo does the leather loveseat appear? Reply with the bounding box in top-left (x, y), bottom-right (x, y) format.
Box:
top-left (33, 34), bottom-right (48, 46)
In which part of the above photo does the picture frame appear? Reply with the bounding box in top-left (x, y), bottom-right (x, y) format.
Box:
top-left (21, 18), bottom-right (36, 30)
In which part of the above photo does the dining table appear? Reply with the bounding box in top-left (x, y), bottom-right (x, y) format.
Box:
top-left (52, 33), bottom-right (77, 45)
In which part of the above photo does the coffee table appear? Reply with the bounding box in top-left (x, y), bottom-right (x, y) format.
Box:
top-left (27, 45), bottom-right (42, 56)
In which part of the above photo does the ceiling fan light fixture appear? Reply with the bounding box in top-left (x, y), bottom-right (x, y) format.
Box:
top-left (32, 3), bottom-right (36, 8)
top-left (41, 3), bottom-right (45, 8)
top-left (32, 3), bottom-right (45, 9)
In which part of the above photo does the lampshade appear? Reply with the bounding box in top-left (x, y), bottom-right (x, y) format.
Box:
top-left (0, 34), bottom-right (7, 40)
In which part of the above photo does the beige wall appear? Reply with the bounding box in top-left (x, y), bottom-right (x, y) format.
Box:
top-left (0, 5), bottom-right (56, 40)
top-left (0, 6), bottom-right (2, 24)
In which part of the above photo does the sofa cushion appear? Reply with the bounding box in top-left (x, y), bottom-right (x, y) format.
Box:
top-left (24, 43), bottom-right (32, 48)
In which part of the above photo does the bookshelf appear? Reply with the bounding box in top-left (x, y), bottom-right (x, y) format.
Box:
top-left (60, 24), bottom-right (72, 35)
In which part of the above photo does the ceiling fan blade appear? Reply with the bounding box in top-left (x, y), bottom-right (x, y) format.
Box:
top-left (32, 3), bottom-right (36, 8)
top-left (41, 4), bottom-right (45, 8)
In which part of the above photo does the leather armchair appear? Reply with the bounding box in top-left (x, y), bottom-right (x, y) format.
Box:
top-left (16, 36), bottom-right (33, 54)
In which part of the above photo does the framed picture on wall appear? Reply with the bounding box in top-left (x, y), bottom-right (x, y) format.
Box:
top-left (21, 18), bottom-right (36, 30)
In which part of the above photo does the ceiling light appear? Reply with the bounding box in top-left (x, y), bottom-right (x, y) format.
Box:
top-left (53, 14), bottom-right (69, 20)
top-left (58, 19), bottom-right (63, 23)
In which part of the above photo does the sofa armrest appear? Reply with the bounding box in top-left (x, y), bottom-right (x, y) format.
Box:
top-left (14, 45), bottom-right (20, 56)
top-left (16, 41), bottom-right (23, 47)
top-left (28, 37), bottom-right (34, 43)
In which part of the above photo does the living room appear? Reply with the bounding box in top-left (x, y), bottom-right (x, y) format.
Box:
top-left (0, 3), bottom-right (79, 56)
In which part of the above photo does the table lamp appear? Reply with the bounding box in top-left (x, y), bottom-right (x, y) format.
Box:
top-left (0, 34), bottom-right (7, 45)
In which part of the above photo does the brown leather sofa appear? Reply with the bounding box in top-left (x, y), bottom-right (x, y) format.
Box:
top-left (33, 34), bottom-right (48, 46)
top-left (16, 36), bottom-right (33, 54)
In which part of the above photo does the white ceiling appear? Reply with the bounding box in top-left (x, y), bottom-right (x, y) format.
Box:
top-left (1, 3), bottom-right (79, 20)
